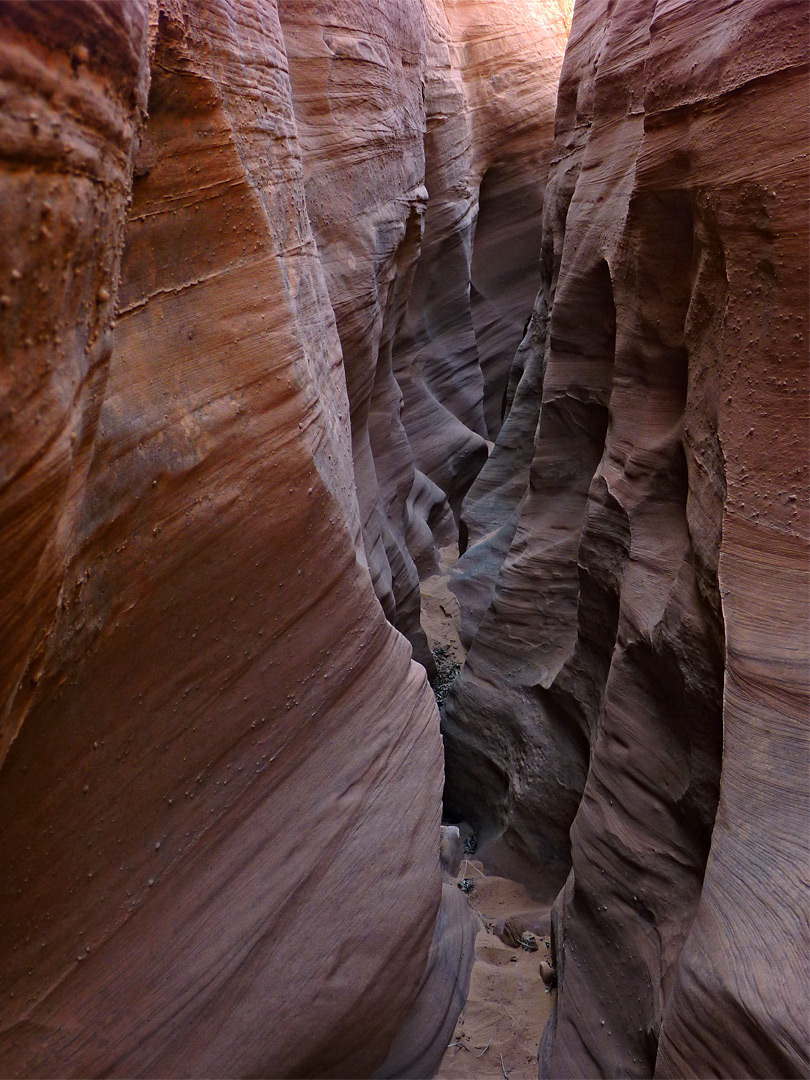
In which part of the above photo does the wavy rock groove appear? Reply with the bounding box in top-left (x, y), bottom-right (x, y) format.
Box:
top-left (444, 0), bottom-right (809, 1077)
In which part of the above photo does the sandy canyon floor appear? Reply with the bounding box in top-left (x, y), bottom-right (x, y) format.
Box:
top-left (436, 861), bottom-right (555, 1080)
top-left (421, 545), bottom-right (555, 1080)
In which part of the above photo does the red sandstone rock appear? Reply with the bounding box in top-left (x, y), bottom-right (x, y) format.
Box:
top-left (0, 0), bottom-right (150, 772)
top-left (277, 0), bottom-right (436, 671)
top-left (0, 1), bottom-right (613, 1075)
top-left (444, 0), bottom-right (809, 1076)
top-left (0, 3), bottom-right (446, 1075)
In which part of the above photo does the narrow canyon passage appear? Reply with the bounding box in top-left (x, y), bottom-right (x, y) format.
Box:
top-left (0, 2), bottom-right (807, 1079)
top-left (420, 554), bottom-right (561, 1080)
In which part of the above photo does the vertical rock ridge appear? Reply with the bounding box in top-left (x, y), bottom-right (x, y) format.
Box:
top-left (393, 0), bottom-right (572, 573)
top-left (444, 0), bottom-right (808, 1076)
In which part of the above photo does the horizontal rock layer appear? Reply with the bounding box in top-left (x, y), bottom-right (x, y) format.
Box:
top-left (443, 0), bottom-right (809, 1075)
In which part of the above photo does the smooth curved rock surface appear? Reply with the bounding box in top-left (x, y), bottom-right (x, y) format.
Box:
top-left (444, 0), bottom-right (809, 1075)
top-left (0, 3), bottom-right (443, 1076)
top-left (278, 0), bottom-right (434, 670)
top-left (393, 0), bottom-right (572, 569)
top-left (277, 0), bottom-right (571, 675)
top-left (374, 845), bottom-right (479, 1080)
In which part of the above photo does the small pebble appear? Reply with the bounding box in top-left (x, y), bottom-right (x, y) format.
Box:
top-left (540, 961), bottom-right (556, 986)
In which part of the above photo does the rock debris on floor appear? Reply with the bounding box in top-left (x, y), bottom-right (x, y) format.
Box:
top-left (436, 859), bottom-right (555, 1080)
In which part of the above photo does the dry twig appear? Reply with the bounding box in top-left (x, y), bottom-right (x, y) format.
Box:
top-left (500, 1051), bottom-right (509, 1079)
top-left (476, 1039), bottom-right (492, 1058)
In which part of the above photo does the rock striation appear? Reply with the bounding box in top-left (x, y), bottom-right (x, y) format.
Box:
top-left (443, 0), bottom-right (809, 1076)
top-left (395, 0), bottom-right (571, 573)
top-left (278, 0), bottom-right (571, 667)
top-left (0, 2), bottom-right (447, 1075)
top-left (0, 1), bottom-right (567, 1076)
top-left (277, 0), bottom-right (435, 670)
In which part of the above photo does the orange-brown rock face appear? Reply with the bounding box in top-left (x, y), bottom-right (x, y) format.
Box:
top-left (444, 0), bottom-right (809, 1076)
top-left (0, 0), bottom-right (151, 772)
top-left (0, 2), bottom-right (441, 1076)
top-left (0, 1), bottom-right (569, 1077)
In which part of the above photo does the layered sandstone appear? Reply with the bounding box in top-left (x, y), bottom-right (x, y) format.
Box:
top-left (0, 0), bottom-right (571, 1076)
top-left (444, 0), bottom-right (809, 1076)
top-left (278, 0), bottom-right (571, 665)
top-left (277, 0), bottom-right (434, 669)
top-left (0, 3), bottom-right (441, 1075)
top-left (0, 0), bottom-right (150, 772)
top-left (395, 0), bottom-right (571, 576)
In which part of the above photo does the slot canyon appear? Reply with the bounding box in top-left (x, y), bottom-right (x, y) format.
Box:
top-left (0, 0), bottom-right (807, 1077)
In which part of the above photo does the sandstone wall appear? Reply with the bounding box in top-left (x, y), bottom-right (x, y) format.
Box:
top-left (444, 0), bottom-right (809, 1075)
top-left (277, 0), bottom-right (571, 666)
top-left (0, 0), bottom-right (150, 772)
top-left (0, 0), bottom-right (570, 1075)
top-left (395, 0), bottom-right (571, 577)
top-left (277, 0), bottom-right (435, 669)
top-left (0, 2), bottom-right (440, 1075)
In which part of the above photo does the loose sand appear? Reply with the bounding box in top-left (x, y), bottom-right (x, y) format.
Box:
top-left (435, 859), bottom-right (555, 1080)
top-left (421, 543), bottom-right (555, 1079)
top-left (420, 544), bottom-right (465, 667)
